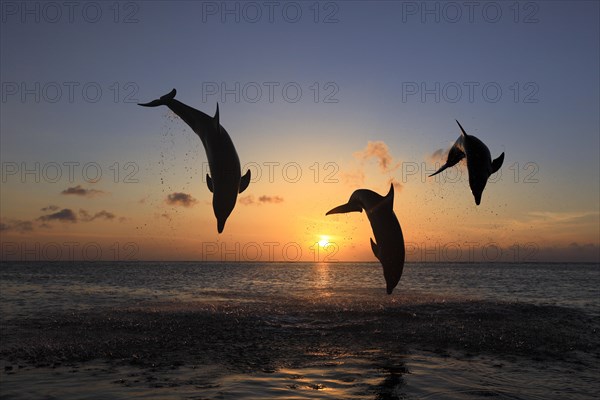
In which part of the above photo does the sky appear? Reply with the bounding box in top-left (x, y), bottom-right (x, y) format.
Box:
top-left (1, 0), bottom-right (598, 262)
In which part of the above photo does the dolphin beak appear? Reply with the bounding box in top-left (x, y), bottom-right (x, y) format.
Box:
top-left (429, 164), bottom-right (449, 177)
top-left (217, 219), bottom-right (226, 234)
top-left (474, 193), bottom-right (482, 206)
top-left (325, 202), bottom-right (363, 215)
top-left (386, 286), bottom-right (394, 295)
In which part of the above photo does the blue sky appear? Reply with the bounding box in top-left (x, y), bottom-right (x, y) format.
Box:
top-left (1, 1), bottom-right (598, 261)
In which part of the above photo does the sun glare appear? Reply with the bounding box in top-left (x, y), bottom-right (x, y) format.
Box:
top-left (318, 235), bottom-right (330, 247)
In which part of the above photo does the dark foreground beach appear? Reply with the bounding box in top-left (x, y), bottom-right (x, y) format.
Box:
top-left (1, 262), bottom-right (599, 399)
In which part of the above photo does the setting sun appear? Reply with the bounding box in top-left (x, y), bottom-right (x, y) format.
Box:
top-left (318, 235), bottom-right (330, 248)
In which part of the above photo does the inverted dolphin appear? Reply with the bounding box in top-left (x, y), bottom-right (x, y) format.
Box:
top-left (326, 184), bottom-right (405, 294)
top-left (430, 120), bottom-right (504, 205)
top-left (139, 89), bottom-right (251, 233)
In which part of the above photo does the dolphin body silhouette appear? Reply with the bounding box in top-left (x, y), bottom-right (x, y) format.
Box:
top-left (430, 120), bottom-right (504, 205)
top-left (326, 184), bottom-right (405, 294)
top-left (139, 89), bottom-right (251, 233)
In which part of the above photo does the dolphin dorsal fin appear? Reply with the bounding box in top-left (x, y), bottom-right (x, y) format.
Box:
top-left (456, 120), bottom-right (468, 137)
top-left (213, 103), bottom-right (220, 132)
top-left (206, 174), bottom-right (213, 193)
top-left (239, 170), bottom-right (251, 193)
top-left (370, 238), bottom-right (380, 260)
top-left (381, 183), bottom-right (395, 210)
top-left (386, 183), bottom-right (394, 202)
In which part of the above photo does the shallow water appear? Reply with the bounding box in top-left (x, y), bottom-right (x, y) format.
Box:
top-left (2, 352), bottom-right (598, 400)
top-left (1, 262), bottom-right (599, 399)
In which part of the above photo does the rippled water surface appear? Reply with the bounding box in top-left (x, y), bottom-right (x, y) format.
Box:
top-left (1, 262), bottom-right (599, 399)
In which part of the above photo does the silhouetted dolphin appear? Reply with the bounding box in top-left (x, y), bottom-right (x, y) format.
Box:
top-left (430, 120), bottom-right (504, 205)
top-left (326, 184), bottom-right (405, 294)
top-left (139, 89), bottom-right (251, 233)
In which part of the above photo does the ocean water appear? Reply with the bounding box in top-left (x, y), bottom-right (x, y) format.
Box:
top-left (0, 261), bottom-right (599, 399)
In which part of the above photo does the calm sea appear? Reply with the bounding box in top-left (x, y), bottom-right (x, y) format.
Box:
top-left (1, 261), bottom-right (599, 399)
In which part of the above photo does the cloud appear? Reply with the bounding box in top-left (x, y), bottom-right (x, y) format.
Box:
top-left (258, 195), bottom-right (284, 204)
top-left (428, 148), bottom-right (449, 162)
top-left (526, 211), bottom-right (599, 224)
top-left (353, 141), bottom-right (400, 173)
top-left (37, 208), bottom-right (77, 223)
top-left (61, 185), bottom-right (106, 198)
top-left (239, 195), bottom-right (284, 206)
top-left (166, 192), bottom-right (198, 207)
top-left (160, 213), bottom-right (171, 221)
top-left (345, 141), bottom-right (404, 191)
top-left (537, 243), bottom-right (600, 263)
top-left (389, 178), bottom-right (403, 192)
top-left (341, 169), bottom-right (365, 187)
top-left (34, 207), bottom-right (121, 225)
top-left (92, 210), bottom-right (116, 220)
top-left (2, 207), bottom-right (121, 232)
top-left (510, 211), bottom-right (600, 232)
top-left (0, 219), bottom-right (34, 233)
top-left (238, 195), bottom-right (255, 206)
top-left (79, 209), bottom-right (116, 222)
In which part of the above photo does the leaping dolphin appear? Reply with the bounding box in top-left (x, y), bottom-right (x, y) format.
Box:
top-left (326, 184), bottom-right (405, 294)
top-left (139, 89), bottom-right (251, 233)
top-left (430, 120), bottom-right (504, 205)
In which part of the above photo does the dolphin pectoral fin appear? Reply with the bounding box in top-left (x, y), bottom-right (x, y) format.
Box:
top-left (239, 170), bottom-right (251, 193)
top-left (325, 201), bottom-right (363, 215)
top-left (370, 238), bottom-right (380, 260)
top-left (491, 152), bottom-right (505, 174)
top-left (207, 174), bottom-right (213, 193)
top-left (138, 89), bottom-right (176, 107)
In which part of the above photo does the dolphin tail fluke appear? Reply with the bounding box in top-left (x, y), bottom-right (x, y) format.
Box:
top-left (138, 89), bottom-right (176, 107)
top-left (326, 201), bottom-right (363, 215)
top-left (491, 152), bottom-right (505, 174)
top-left (239, 170), bottom-right (251, 193)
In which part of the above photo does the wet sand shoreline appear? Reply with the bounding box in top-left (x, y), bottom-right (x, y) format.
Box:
top-left (2, 295), bottom-right (599, 398)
